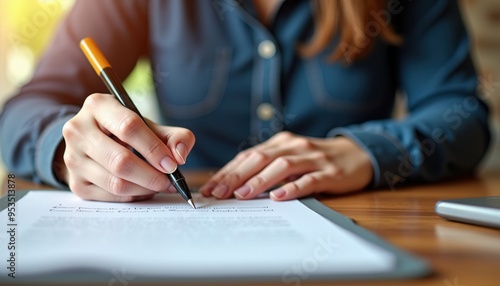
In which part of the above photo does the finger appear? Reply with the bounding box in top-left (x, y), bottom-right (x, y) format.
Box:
top-left (206, 145), bottom-right (292, 199)
top-left (199, 133), bottom-right (305, 197)
top-left (211, 149), bottom-right (278, 199)
top-left (84, 126), bottom-right (171, 193)
top-left (233, 155), bottom-right (318, 200)
top-left (70, 154), bottom-right (159, 196)
top-left (211, 139), bottom-right (317, 199)
top-left (72, 182), bottom-right (156, 202)
top-left (199, 150), bottom-right (252, 197)
top-left (149, 122), bottom-right (196, 166)
top-left (85, 93), bottom-right (178, 174)
top-left (67, 153), bottom-right (160, 197)
top-left (269, 171), bottom-right (328, 201)
top-left (199, 134), bottom-right (289, 197)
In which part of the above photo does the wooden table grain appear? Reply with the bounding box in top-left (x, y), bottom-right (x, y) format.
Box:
top-left (2, 171), bottom-right (500, 286)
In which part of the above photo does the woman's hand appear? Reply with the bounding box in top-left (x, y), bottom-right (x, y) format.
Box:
top-left (55, 93), bottom-right (195, 202)
top-left (199, 131), bottom-right (373, 201)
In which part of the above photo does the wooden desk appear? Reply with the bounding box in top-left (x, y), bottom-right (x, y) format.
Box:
top-left (2, 172), bottom-right (500, 286)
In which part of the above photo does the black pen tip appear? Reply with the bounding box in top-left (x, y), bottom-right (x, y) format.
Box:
top-left (188, 199), bottom-right (196, 209)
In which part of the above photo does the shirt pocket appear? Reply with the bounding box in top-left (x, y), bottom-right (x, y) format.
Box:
top-left (156, 48), bottom-right (232, 120)
top-left (304, 57), bottom-right (388, 114)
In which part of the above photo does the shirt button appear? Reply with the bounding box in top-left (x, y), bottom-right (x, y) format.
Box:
top-left (258, 40), bottom-right (276, 59)
top-left (257, 103), bottom-right (275, 121)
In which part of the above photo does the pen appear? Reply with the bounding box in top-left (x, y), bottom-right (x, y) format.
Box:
top-left (79, 37), bottom-right (196, 209)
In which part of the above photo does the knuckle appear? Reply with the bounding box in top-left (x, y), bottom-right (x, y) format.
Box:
top-left (287, 181), bottom-right (300, 194)
top-left (235, 150), bottom-right (251, 161)
top-left (144, 140), bottom-right (164, 159)
top-left (274, 157), bottom-right (292, 169)
top-left (116, 113), bottom-right (142, 139)
top-left (224, 172), bottom-right (242, 186)
top-left (109, 151), bottom-right (134, 176)
top-left (206, 175), bottom-right (223, 187)
top-left (249, 150), bottom-right (268, 164)
top-left (208, 169), bottom-right (229, 184)
top-left (275, 131), bottom-right (293, 141)
top-left (329, 166), bottom-right (345, 178)
top-left (312, 151), bottom-right (329, 162)
top-left (293, 137), bottom-right (313, 149)
top-left (63, 151), bottom-right (79, 169)
top-left (62, 120), bottom-right (79, 139)
top-left (303, 173), bottom-right (320, 186)
top-left (107, 175), bottom-right (127, 195)
top-left (83, 93), bottom-right (106, 108)
top-left (251, 176), bottom-right (267, 187)
top-left (148, 174), bottom-right (165, 192)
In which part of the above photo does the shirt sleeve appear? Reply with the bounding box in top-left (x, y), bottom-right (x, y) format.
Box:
top-left (0, 0), bottom-right (149, 186)
top-left (328, 0), bottom-right (491, 189)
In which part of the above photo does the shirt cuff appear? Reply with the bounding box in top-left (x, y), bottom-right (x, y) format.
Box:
top-left (35, 114), bottom-right (74, 189)
top-left (327, 127), bottom-right (409, 188)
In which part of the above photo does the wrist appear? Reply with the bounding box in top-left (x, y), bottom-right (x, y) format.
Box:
top-left (332, 136), bottom-right (374, 189)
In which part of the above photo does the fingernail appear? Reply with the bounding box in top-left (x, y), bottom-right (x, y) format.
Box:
top-left (234, 185), bottom-right (251, 199)
top-left (211, 185), bottom-right (229, 198)
top-left (175, 142), bottom-right (187, 164)
top-left (160, 156), bottom-right (177, 173)
top-left (271, 188), bottom-right (286, 199)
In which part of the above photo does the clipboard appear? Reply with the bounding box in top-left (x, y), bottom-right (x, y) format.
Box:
top-left (0, 190), bottom-right (430, 284)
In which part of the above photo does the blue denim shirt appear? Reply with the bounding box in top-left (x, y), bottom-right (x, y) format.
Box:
top-left (0, 0), bottom-right (490, 189)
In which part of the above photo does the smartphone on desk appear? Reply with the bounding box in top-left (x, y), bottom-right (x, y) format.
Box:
top-left (435, 196), bottom-right (500, 229)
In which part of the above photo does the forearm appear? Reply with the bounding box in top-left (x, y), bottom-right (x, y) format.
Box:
top-left (0, 98), bottom-right (77, 187)
top-left (336, 0), bottom-right (492, 189)
top-left (329, 95), bottom-right (490, 189)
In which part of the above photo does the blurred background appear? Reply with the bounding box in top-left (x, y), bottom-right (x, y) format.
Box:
top-left (0, 0), bottom-right (499, 183)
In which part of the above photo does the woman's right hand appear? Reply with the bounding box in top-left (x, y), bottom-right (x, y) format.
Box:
top-left (54, 93), bottom-right (195, 202)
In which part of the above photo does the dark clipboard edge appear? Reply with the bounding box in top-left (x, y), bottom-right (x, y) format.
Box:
top-left (0, 191), bottom-right (430, 285)
top-left (299, 197), bottom-right (430, 280)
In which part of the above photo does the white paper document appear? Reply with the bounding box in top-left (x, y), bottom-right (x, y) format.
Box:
top-left (1, 191), bottom-right (395, 279)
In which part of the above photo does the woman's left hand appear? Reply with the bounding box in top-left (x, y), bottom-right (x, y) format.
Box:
top-left (199, 131), bottom-right (374, 201)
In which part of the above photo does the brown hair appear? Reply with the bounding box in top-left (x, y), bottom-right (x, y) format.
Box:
top-left (300, 0), bottom-right (402, 63)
